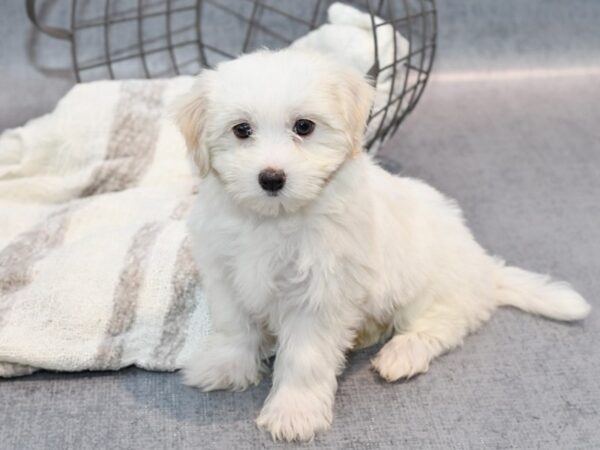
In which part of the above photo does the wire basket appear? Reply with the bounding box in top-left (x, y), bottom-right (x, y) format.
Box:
top-left (27, 0), bottom-right (436, 151)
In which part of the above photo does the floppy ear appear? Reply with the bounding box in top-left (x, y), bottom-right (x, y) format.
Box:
top-left (173, 70), bottom-right (214, 177)
top-left (336, 69), bottom-right (376, 156)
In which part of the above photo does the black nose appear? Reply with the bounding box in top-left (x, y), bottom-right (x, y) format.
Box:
top-left (258, 168), bottom-right (286, 193)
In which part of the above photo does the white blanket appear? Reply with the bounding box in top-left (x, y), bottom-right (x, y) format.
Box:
top-left (0, 3), bottom-right (406, 377)
top-left (0, 78), bottom-right (212, 377)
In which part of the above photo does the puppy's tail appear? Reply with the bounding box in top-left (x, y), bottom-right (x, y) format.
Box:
top-left (494, 262), bottom-right (591, 321)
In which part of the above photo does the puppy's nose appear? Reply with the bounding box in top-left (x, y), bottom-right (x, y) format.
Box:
top-left (258, 168), bottom-right (286, 193)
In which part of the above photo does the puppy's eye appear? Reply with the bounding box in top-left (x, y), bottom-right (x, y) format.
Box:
top-left (293, 119), bottom-right (315, 136)
top-left (232, 122), bottom-right (253, 139)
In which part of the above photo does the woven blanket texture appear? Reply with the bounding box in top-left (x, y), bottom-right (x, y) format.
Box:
top-left (0, 76), bottom-right (215, 377)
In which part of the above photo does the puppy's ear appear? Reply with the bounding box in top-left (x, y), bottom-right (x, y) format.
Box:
top-left (173, 70), bottom-right (214, 177)
top-left (336, 69), bottom-right (376, 156)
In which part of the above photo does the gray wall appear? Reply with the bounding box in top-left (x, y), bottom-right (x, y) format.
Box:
top-left (1, 0), bottom-right (600, 130)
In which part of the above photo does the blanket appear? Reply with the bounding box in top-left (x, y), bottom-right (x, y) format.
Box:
top-left (0, 3), bottom-right (407, 377)
top-left (0, 77), bottom-right (211, 377)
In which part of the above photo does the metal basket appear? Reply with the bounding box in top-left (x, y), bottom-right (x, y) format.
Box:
top-left (26, 0), bottom-right (436, 151)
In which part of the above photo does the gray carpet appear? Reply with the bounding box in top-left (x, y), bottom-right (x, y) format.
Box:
top-left (1, 1), bottom-right (599, 449)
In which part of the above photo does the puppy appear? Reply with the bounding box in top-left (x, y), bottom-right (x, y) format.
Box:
top-left (174, 49), bottom-right (590, 441)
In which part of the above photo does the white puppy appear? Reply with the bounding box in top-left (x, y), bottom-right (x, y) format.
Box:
top-left (174, 49), bottom-right (590, 441)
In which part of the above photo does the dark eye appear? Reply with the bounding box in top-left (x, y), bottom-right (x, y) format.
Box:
top-left (293, 119), bottom-right (315, 136)
top-left (232, 122), bottom-right (252, 139)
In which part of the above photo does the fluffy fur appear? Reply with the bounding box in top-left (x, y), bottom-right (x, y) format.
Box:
top-left (173, 49), bottom-right (591, 442)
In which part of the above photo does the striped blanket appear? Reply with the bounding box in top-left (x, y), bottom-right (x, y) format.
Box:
top-left (0, 77), bottom-right (211, 377)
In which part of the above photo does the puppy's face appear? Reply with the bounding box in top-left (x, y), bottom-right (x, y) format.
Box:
top-left (175, 50), bottom-right (374, 216)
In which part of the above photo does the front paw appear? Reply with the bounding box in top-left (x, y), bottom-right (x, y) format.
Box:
top-left (256, 387), bottom-right (333, 442)
top-left (182, 336), bottom-right (263, 391)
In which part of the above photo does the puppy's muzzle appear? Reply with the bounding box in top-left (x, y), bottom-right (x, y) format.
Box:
top-left (258, 168), bottom-right (286, 194)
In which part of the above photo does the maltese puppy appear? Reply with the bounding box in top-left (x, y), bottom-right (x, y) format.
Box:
top-left (174, 49), bottom-right (590, 441)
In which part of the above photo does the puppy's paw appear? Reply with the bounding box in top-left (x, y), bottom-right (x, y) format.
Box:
top-left (371, 333), bottom-right (432, 382)
top-left (256, 387), bottom-right (332, 442)
top-left (182, 337), bottom-right (263, 391)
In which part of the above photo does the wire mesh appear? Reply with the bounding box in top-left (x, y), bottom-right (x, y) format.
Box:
top-left (26, 0), bottom-right (437, 151)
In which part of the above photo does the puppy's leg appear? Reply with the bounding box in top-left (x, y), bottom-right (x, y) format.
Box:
top-left (182, 276), bottom-right (266, 391)
top-left (372, 297), bottom-right (494, 382)
top-left (256, 307), bottom-right (355, 442)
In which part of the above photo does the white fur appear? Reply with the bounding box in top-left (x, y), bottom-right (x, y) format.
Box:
top-left (174, 49), bottom-right (591, 442)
